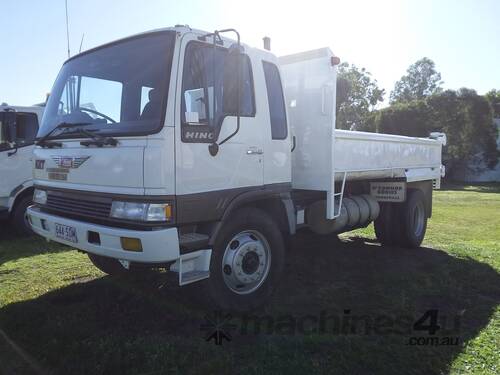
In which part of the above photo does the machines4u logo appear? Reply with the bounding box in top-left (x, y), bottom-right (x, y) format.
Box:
top-left (200, 311), bottom-right (236, 345)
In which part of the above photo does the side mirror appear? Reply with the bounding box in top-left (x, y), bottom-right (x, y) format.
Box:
top-left (0, 111), bottom-right (17, 143)
top-left (208, 37), bottom-right (244, 156)
top-left (222, 45), bottom-right (244, 115)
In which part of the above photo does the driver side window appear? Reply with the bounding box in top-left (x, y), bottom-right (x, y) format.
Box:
top-left (15, 113), bottom-right (39, 146)
top-left (0, 112), bottom-right (38, 151)
top-left (79, 77), bottom-right (123, 123)
top-left (58, 76), bottom-right (78, 116)
top-left (57, 75), bottom-right (122, 124)
top-left (180, 42), bottom-right (255, 143)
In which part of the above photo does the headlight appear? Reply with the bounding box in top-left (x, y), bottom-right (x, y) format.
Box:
top-left (33, 189), bottom-right (47, 205)
top-left (110, 201), bottom-right (173, 222)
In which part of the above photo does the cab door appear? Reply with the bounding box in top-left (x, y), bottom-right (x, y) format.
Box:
top-left (0, 112), bottom-right (38, 206)
top-left (174, 33), bottom-right (264, 223)
top-left (261, 60), bottom-right (291, 185)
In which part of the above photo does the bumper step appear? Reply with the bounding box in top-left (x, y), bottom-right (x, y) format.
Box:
top-left (181, 270), bottom-right (210, 285)
top-left (170, 249), bottom-right (212, 286)
top-left (179, 233), bottom-right (209, 251)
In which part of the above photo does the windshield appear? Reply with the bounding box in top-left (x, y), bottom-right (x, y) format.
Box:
top-left (39, 31), bottom-right (175, 139)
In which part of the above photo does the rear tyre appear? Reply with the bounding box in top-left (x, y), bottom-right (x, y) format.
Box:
top-left (374, 202), bottom-right (395, 246)
top-left (396, 190), bottom-right (427, 248)
top-left (88, 253), bottom-right (129, 276)
top-left (201, 207), bottom-right (285, 311)
top-left (12, 195), bottom-right (34, 236)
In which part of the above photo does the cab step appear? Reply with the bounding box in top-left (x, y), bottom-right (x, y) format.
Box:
top-left (170, 249), bottom-right (211, 286)
top-left (180, 270), bottom-right (210, 285)
top-left (179, 233), bottom-right (210, 251)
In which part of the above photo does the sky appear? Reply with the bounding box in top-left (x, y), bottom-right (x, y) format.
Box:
top-left (1, 0), bottom-right (499, 106)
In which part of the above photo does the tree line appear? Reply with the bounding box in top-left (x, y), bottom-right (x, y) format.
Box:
top-left (336, 58), bottom-right (499, 179)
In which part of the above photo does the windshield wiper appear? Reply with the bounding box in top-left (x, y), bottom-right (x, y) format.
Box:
top-left (36, 122), bottom-right (92, 148)
top-left (76, 128), bottom-right (118, 147)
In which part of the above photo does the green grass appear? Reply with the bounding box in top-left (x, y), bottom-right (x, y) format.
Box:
top-left (1, 184), bottom-right (499, 375)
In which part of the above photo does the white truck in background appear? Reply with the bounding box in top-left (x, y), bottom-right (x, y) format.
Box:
top-left (27, 27), bottom-right (446, 310)
top-left (0, 104), bottom-right (44, 234)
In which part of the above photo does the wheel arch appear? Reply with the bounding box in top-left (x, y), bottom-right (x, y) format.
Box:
top-left (208, 188), bottom-right (295, 246)
top-left (9, 183), bottom-right (34, 215)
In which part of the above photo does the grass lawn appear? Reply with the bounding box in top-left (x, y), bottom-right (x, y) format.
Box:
top-left (0, 184), bottom-right (499, 375)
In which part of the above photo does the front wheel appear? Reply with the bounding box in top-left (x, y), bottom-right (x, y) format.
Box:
top-left (201, 208), bottom-right (285, 311)
top-left (88, 253), bottom-right (129, 276)
top-left (12, 195), bottom-right (34, 236)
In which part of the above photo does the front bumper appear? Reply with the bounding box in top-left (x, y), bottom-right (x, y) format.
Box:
top-left (27, 206), bottom-right (180, 263)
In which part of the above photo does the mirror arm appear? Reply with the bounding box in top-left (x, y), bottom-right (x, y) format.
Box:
top-left (218, 115), bottom-right (240, 146)
top-left (214, 28), bottom-right (242, 147)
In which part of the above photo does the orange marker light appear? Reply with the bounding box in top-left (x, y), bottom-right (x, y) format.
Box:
top-left (121, 237), bottom-right (143, 252)
top-left (165, 204), bottom-right (173, 221)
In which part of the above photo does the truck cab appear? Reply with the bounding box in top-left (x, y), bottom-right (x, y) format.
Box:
top-left (27, 27), bottom-right (444, 310)
top-left (0, 104), bottom-right (44, 234)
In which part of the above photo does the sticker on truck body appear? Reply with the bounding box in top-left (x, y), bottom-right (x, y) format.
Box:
top-left (47, 168), bottom-right (69, 181)
top-left (370, 182), bottom-right (406, 202)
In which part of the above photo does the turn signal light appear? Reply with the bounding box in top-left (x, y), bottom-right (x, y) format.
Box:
top-left (120, 237), bottom-right (143, 252)
top-left (164, 204), bottom-right (173, 221)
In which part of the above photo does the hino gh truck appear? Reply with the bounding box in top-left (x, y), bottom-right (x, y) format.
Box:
top-left (1, 104), bottom-right (44, 234)
top-left (27, 26), bottom-right (446, 310)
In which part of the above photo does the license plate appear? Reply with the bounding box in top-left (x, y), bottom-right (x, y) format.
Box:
top-left (55, 223), bottom-right (78, 243)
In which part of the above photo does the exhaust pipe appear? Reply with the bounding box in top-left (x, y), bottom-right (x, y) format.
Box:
top-left (263, 36), bottom-right (271, 51)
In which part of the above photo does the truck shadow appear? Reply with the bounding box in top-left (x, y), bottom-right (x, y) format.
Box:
top-left (0, 233), bottom-right (498, 375)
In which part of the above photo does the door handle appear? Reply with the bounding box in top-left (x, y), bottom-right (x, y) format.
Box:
top-left (246, 147), bottom-right (263, 155)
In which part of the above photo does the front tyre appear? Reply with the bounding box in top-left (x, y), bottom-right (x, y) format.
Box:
top-left (202, 208), bottom-right (285, 311)
top-left (88, 253), bottom-right (129, 276)
top-left (12, 195), bottom-right (34, 236)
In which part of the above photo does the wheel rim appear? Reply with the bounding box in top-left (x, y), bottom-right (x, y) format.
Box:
top-left (412, 201), bottom-right (425, 238)
top-left (221, 230), bottom-right (271, 295)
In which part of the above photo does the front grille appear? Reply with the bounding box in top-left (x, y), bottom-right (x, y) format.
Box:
top-left (46, 190), bottom-right (112, 219)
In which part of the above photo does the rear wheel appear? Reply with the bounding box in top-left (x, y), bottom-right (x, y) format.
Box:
top-left (375, 190), bottom-right (427, 248)
top-left (374, 203), bottom-right (396, 245)
top-left (201, 207), bottom-right (285, 311)
top-left (397, 190), bottom-right (427, 248)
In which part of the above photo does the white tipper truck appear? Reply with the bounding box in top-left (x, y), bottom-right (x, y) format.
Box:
top-left (0, 104), bottom-right (44, 234)
top-left (27, 27), bottom-right (446, 310)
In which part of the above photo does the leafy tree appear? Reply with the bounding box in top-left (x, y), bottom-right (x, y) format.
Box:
top-left (374, 88), bottom-right (498, 178)
top-left (374, 99), bottom-right (432, 136)
top-left (336, 62), bottom-right (385, 131)
top-left (390, 58), bottom-right (443, 103)
top-left (485, 89), bottom-right (500, 118)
